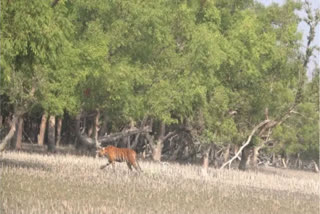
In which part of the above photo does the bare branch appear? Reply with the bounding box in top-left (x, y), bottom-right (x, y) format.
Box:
top-left (220, 120), bottom-right (270, 169)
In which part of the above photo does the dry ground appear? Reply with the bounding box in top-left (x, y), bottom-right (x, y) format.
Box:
top-left (0, 151), bottom-right (319, 214)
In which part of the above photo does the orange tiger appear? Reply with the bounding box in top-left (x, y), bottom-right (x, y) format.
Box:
top-left (97, 145), bottom-right (142, 172)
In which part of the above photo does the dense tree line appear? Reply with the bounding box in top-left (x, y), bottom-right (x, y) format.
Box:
top-left (1, 0), bottom-right (319, 172)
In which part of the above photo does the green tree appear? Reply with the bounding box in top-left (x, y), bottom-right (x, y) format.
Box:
top-left (0, 0), bottom-right (77, 151)
top-left (272, 68), bottom-right (319, 164)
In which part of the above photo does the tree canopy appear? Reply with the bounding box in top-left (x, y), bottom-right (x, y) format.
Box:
top-left (1, 0), bottom-right (319, 169)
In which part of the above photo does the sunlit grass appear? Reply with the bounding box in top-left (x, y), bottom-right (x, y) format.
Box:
top-left (1, 151), bottom-right (319, 214)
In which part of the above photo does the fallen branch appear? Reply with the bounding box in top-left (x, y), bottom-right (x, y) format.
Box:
top-left (99, 126), bottom-right (152, 144)
top-left (220, 120), bottom-right (270, 169)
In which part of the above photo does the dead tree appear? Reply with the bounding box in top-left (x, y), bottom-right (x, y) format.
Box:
top-left (220, 120), bottom-right (270, 170)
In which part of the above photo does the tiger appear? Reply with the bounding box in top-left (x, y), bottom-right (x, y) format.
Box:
top-left (97, 145), bottom-right (142, 172)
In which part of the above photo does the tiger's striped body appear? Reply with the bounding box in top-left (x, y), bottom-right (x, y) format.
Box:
top-left (97, 145), bottom-right (142, 172)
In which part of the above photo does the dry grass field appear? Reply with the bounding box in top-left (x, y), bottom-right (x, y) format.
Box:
top-left (0, 151), bottom-right (319, 214)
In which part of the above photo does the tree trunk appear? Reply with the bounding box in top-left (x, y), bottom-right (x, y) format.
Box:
top-left (48, 115), bottom-right (56, 152)
top-left (75, 113), bottom-right (94, 148)
top-left (0, 114), bottom-right (18, 152)
top-left (0, 115), bottom-right (3, 128)
top-left (152, 121), bottom-right (165, 161)
top-left (15, 116), bottom-right (24, 150)
top-left (169, 144), bottom-right (183, 161)
top-left (295, 153), bottom-right (302, 169)
top-left (246, 153), bottom-right (251, 166)
top-left (131, 133), bottom-right (140, 149)
top-left (223, 143), bottom-right (230, 162)
top-left (142, 150), bottom-right (146, 159)
top-left (11, 119), bottom-right (19, 149)
top-left (271, 153), bottom-right (277, 166)
top-left (250, 146), bottom-right (261, 169)
top-left (99, 113), bottom-right (108, 137)
top-left (56, 117), bottom-right (62, 147)
top-left (234, 144), bottom-right (239, 155)
top-left (282, 158), bottom-right (287, 168)
top-left (24, 118), bottom-right (34, 144)
top-left (210, 145), bottom-right (219, 168)
top-left (38, 113), bottom-right (47, 146)
top-left (202, 146), bottom-right (211, 176)
top-left (153, 140), bottom-right (163, 162)
top-left (239, 147), bottom-right (251, 171)
top-left (144, 124), bottom-right (154, 158)
top-left (87, 126), bottom-right (93, 137)
top-left (92, 109), bottom-right (100, 148)
top-left (312, 160), bottom-right (319, 173)
top-left (275, 155), bottom-right (281, 167)
top-left (31, 121), bottom-right (38, 143)
top-left (131, 116), bottom-right (147, 149)
top-left (127, 119), bottom-right (135, 148)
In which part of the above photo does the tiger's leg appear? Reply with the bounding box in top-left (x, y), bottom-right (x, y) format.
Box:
top-left (100, 162), bottom-right (110, 170)
top-left (136, 161), bottom-right (143, 172)
top-left (111, 161), bottom-right (116, 172)
top-left (132, 162), bottom-right (142, 172)
top-left (126, 162), bottom-right (133, 171)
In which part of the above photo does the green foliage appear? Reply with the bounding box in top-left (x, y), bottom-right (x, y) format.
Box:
top-left (271, 74), bottom-right (319, 161)
top-left (1, 0), bottom-right (79, 115)
top-left (1, 0), bottom-right (317, 161)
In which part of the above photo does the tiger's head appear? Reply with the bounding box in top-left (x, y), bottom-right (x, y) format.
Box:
top-left (96, 147), bottom-right (106, 157)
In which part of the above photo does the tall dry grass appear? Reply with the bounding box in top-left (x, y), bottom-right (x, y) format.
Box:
top-left (0, 151), bottom-right (319, 214)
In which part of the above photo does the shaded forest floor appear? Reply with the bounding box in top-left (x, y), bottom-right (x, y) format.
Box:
top-left (0, 150), bottom-right (319, 214)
